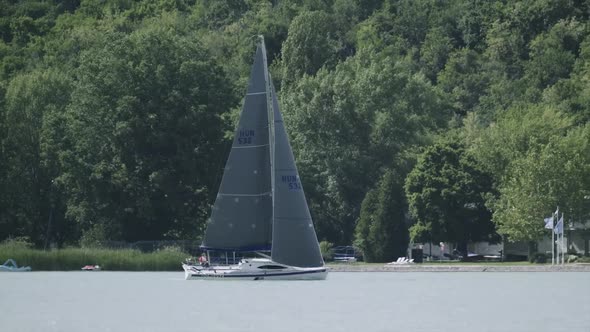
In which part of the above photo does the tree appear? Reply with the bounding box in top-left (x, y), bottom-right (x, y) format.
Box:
top-left (59, 24), bottom-right (237, 243)
top-left (0, 68), bottom-right (73, 245)
top-left (405, 136), bottom-right (497, 254)
top-left (282, 48), bottom-right (449, 244)
top-left (454, 0), bottom-right (501, 50)
top-left (355, 169), bottom-right (408, 263)
top-left (438, 48), bottom-right (490, 116)
top-left (471, 105), bottom-right (573, 181)
top-left (1, 0), bottom-right (589, 249)
top-left (420, 27), bottom-right (454, 83)
top-left (281, 64), bottom-right (373, 245)
top-left (504, 0), bottom-right (583, 45)
top-left (491, 124), bottom-right (590, 249)
top-left (541, 35), bottom-right (590, 125)
top-left (191, 0), bottom-right (248, 29)
top-left (280, 10), bottom-right (343, 86)
top-left (355, 0), bottom-right (382, 20)
top-left (384, 0), bottom-right (431, 46)
top-left (476, 22), bottom-right (530, 123)
top-left (483, 19), bottom-right (527, 80)
top-left (523, 19), bottom-right (585, 93)
top-left (466, 104), bottom-right (579, 257)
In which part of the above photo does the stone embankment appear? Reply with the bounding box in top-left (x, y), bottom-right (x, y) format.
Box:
top-left (327, 263), bottom-right (590, 272)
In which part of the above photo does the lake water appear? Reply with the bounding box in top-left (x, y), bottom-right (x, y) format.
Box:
top-left (1, 271), bottom-right (589, 332)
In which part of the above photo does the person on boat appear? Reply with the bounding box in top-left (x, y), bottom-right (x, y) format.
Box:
top-left (198, 253), bottom-right (209, 267)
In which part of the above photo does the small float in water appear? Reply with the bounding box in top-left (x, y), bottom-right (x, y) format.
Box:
top-left (0, 259), bottom-right (31, 272)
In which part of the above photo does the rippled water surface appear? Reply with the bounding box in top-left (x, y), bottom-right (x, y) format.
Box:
top-left (1, 271), bottom-right (589, 332)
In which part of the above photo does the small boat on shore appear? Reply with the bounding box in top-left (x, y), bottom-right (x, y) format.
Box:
top-left (81, 265), bottom-right (101, 271)
top-left (0, 259), bottom-right (31, 272)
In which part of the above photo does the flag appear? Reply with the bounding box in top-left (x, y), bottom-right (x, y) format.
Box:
top-left (554, 207), bottom-right (559, 216)
top-left (554, 215), bottom-right (563, 234)
top-left (544, 217), bottom-right (554, 229)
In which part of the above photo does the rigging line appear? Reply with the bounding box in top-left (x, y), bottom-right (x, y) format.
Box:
top-left (274, 216), bottom-right (313, 220)
top-left (218, 192), bottom-right (272, 197)
top-left (232, 144), bottom-right (269, 149)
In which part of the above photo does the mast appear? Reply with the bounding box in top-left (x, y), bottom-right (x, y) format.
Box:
top-left (259, 36), bottom-right (276, 241)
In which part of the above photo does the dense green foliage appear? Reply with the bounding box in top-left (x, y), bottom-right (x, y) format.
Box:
top-left (405, 137), bottom-right (497, 253)
top-left (1, 0), bottom-right (589, 259)
top-left (355, 169), bottom-right (408, 262)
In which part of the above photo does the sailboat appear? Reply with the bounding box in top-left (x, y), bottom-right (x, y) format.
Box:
top-left (182, 37), bottom-right (327, 280)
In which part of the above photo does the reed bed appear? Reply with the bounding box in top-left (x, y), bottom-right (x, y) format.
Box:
top-left (0, 241), bottom-right (189, 271)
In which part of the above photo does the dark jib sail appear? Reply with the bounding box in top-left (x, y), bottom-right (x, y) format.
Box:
top-left (201, 44), bottom-right (272, 251)
top-left (269, 80), bottom-right (324, 268)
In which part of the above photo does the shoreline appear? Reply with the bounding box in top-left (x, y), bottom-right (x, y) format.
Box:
top-left (327, 263), bottom-right (590, 272)
top-left (3, 264), bottom-right (590, 272)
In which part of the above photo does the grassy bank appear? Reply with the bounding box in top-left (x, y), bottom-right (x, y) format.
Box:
top-left (0, 242), bottom-right (190, 271)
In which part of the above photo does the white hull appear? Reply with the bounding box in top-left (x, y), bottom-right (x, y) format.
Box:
top-left (183, 258), bottom-right (327, 280)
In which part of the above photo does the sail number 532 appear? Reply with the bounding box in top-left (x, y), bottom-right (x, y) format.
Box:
top-left (238, 129), bottom-right (255, 144)
top-left (282, 175), bottom-right (301, 190)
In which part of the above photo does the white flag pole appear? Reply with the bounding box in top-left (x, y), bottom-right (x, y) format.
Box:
top-left (555, 233), bottom-right (561, 265)
top-left (551, 220), bottom-right (555, 265)
top-left (559, 226), bottom-right (562, 265)
top-left (554, 207), bottom-right (558, 265)
top-left (558, 230), bottom-right (561, 265)
top-left (562, 213), bottom-right (565, 265)
top-left (559, 212), bottom-right (563, 265)
top-left (552, 223), bottom-right (555, 265)
top-left (553, 208), bottom-right (557, 265)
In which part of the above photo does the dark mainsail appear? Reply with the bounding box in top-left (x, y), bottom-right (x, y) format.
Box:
top-left (201, 44), bottom-right (272, 251)
top-left (201, 37), bottom-right (324, 268)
